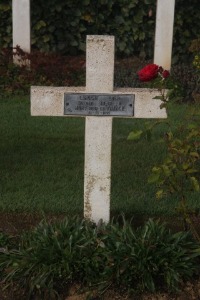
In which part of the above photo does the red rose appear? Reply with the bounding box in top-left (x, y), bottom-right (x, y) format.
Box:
top-left (138, 64), bottom-right (159, 82)
top-left (162, 70), bottom-right (170, 79)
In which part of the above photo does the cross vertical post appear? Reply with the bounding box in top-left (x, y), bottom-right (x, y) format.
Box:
top-left (12, 0), bottom-right (31, 65)
top-left (154, 0), bottom-right (175, 70)
top-left (84, 36), bottom-right (114, 223)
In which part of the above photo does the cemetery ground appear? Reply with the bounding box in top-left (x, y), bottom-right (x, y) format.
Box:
top-left (1, 96), bottom-right (200, 299)
top-left (0, 95), bottom-right (199, 219)
top-left (0, 55), bottom-right (200, 299)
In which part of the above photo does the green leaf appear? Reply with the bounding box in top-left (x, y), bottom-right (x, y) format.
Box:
top-left (43, 35), bottom-right (50, 42)
top-left (139, 32), bottom-right (145, 40)
top-left (82, 14), bottom-right (94, 23)
top-left (162, 165), bottom-right (171, 176)
top-left (3, 36), bottom-right (11, 42)
top-left (70, 40), bottom-right (79, 46)
top-left (134, 9), bottom-right (145, 24)
top-left (83, 0), bottom-right (90, 5)
top-left (190, 177), bottom-right (200, 191)
top-left (190, 152), bottom-right (199, 159)
top-left (127, 130), bottom-right (143, 141)
top-left (166, 89), bottom-right (173, 98)
top-left (55, 5), bottom-right (62, 12)
top-left (156, 189), bottom-right (164, 199)
top-left (35, 20), bottom-right (46, 30)
top-left (148, 172), bottom-right (160, 184)
top-left (160, 102), bottom-right (167, 109)
top-left (153, 96), bottom-right (162, 100)
top-left (0, 4), bottom-right (10, 11)
top-left (182, 163), bottom-right (190, 170)
top-left (115, 16), bottom-right (125, 24)
top-left (186, 168), bottom-right (198, 174)
top-left (74, 10), bottom-right (81, 17)
top-left (119, 42), bottom-right (126, 51)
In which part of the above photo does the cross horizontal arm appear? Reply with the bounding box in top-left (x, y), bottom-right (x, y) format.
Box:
top-left (31, 86), bottom-right (167, 119)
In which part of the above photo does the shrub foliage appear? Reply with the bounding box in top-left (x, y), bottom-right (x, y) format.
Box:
top-left (1, 217), bottom-right (200, 298)
top-left (0, 46), bottom-right (85, 95)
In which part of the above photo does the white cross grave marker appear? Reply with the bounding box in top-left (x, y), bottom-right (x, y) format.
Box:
top-left (12, 0), bottom-right (30, 64)
top-left (154, 0), bottom-right (175, 70)
top-left (31, 35), bottom-right (167, 224)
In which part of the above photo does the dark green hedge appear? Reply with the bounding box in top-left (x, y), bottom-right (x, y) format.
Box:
top-left (0, 0), bottom-right (200, 62)
top-left (30, 0), bottom-right (155, 58)
top-left (0, 2), bottom-right (12, 48)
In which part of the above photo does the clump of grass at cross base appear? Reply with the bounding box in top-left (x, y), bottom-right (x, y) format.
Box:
top-left (1, 216), bottom-right (200, 299)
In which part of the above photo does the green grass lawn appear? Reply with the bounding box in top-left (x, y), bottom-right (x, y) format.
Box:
top-left (0, 95), bottom-right (199, 217)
